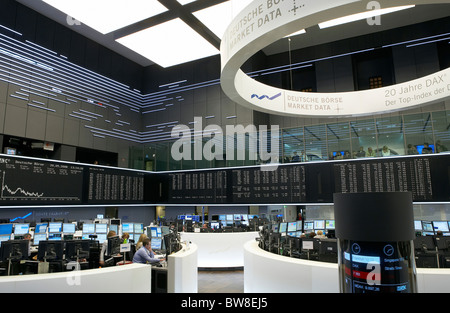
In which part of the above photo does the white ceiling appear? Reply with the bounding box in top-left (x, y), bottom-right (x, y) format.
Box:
top-left (15, 0), bottom-right (450, 68)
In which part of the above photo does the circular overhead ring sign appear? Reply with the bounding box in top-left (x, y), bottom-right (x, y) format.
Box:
top-left (220, 0), bottom-right (450, 117)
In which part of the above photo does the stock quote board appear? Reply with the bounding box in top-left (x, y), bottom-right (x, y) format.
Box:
top-left (87, 167), bottom-right (145, 204)
top-left (1, 153), bottom-right (449, 207)
top-left (164, 154), bottom-right (450, 204)
top-left (0, 155), bottom-right (84, 205)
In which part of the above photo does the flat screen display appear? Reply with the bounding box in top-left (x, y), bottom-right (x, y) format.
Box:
top-left (48, 222), bottom-right (62, 233)
top-left (433, 221), bottom-right (449, 232)
top-left (14, 223), bottom-right (29, 235)
top-left (82, 223), bottom-right (95, 234)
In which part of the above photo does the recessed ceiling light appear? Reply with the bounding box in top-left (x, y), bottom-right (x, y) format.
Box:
top-left (116, 18), bottom-right (219, 68)
top-left (177, 0), bottom-right (197, 5)
top-left (319, 5), bottom-right (415, 29)
top-left (42, 0), bottom-right (168, 34)
top-left (193, 0), bottom-right (253, 40)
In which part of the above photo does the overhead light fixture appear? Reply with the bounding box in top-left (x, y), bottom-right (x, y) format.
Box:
top-left (284, 29), bottom-right (306, 38)
top-left (42, 0), bottom-right (168, 34)
top-left (177, 0), bottom-right (197, 5)
top-left (116, 18), bottom-right (219, 68)
top-left (193, 0), bottom-right (253, 39)
top-left (318, 5), bottom-right (415, 29)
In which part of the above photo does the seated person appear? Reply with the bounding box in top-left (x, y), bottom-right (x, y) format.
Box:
top-left (132, 238), bottom-right (163, 264)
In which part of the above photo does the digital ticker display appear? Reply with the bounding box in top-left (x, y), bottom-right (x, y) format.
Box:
top-left (0, 156), bottom-right (84, 205)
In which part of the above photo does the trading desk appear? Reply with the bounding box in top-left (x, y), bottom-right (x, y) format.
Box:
top-left (180, 231), bottom-right (258, 269)
top-left (244, 240), bottom-right (450, 293)
top-left (0, 263), bottom-right (152, 293)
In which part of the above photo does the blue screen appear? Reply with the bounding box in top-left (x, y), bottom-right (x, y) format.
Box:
top-left (35, 223), bottom-right (48, 233)
top-left (416, 145), bottom-right (434, 154)
top-left (122, 223), bottom-right (133, 233)
top-left (48, 222), bottom-right (62, 233)
top-left (0, 224), bottom-right (13, 235)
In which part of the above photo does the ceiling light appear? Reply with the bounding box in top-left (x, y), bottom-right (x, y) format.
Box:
top-left (42, 0), bottom-right (168, 34)
top-left (318, 5), bottom-right (415, 29)
top-left (116, 18), bottom-right (219, 68)
top-left (193, 0), bottom-right (253, 40)
top-left (285, 29), bottom-right (306, 38)
top-left (177, 0), bottom-right (197, 5)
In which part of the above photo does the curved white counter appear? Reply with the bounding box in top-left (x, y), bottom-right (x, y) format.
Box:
top-left (0, 263), bottom-right (152, 293)
top-left (180, 231), bottom-right (259, 268)
top-left (168, 242), bottom-right (198, 293)
top-left (244, 240), bottom-right (339, 293)
top-left (244, 240), bottom-right (450, 293)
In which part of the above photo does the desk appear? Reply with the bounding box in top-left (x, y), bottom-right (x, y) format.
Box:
top-left (244, 240), bottom-right (450, 293)
top-left (0, 263), bottom-right (152, 293)
top-left (167, 242), bottom-right (198, 293)
top-left (180, 232), bottom-right (258, 269)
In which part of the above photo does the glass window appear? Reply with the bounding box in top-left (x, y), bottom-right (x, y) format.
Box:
top-left (350, 118), bottom-right (377, 158)
top-left (374, 116), bottom-right (403, 156)
top-left (282, 127), bottom-right (305, 163)
top-left (304, 124), bottom-right (327, 161)
top-left (403, 113), bottom-right (435, 155)
top-left (431, 111), bottom-right (450, 154)
top-left (326, 122), bottom-right (351, 160)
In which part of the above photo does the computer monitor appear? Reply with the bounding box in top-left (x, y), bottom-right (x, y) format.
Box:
top-left (416, 144), bottom-right (435, 154)
top-left (414, 221), bottom-right (423, 231)
top-left (149, 226), bottom-right (162, 238)
top-left (0, 240), bottom-right (29, 261)
top-left (325, 220), bottom-right (335, 229)
top-left (314, 220), bottom-right (325, 230)
top-left (65, 240), bottom-right (90, 260)
top-left (279, 222), bottom-right (287, 233)
top-left (33, 233), bottom-right (47, 246)
top-left (296, 220), bottom-right (302, 231)
top-left (96, 233), bottom-right (107, 242)
top-left (433, 221), bottom-right (449, 232)
top-left (304, 221), bottom-right (314, 231)
top-left (134, 223), bottom-right (144, 234)
top-left (151, 238), bottom-right (162, 250)
top-left (48, 233), bottom-right (62, 240)
top-left (0, 224), bottom-right (13, 235)
top-left (48, 222), bottom-right (62, 233)
top-left (0, 235), bottom-right (10, 246)
top-left (272, 224), bottom-right (279, 233)
top-left (218, 215), bottom-right (226, 221)
top-left (13, 224), bottom-right (29, 235)
top-left (82, 223), bottom-right (95, 234)
top-left (63, 223), bottom-right (76, 234)
top-left (287, 222), bottom-right (297, 232)
top-left (35, 223), bottom-right (48, 234)
top-left (122, 223), bottom-right (134, 233)
top-left (422, 221), bottom-right (434, 233)
top-left (95, 223), bottom-right (108, 234)
top-left (107, 236), bottom-right (121, 256)
top-left (37, 240), bottom-right (64, 261)
top-left (109, 224), bottom-right (118, 234)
